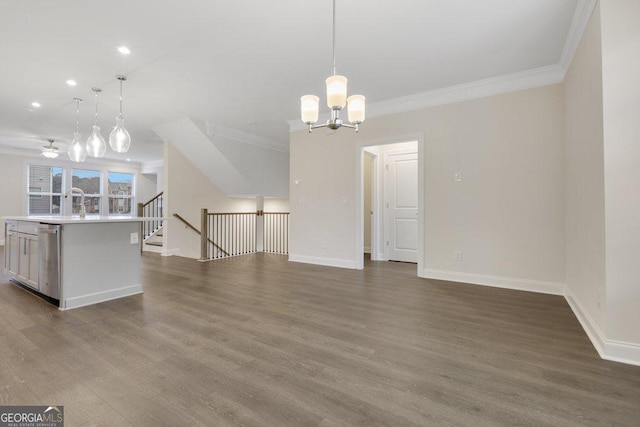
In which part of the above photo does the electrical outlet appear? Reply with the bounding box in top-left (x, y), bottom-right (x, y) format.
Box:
top-left (454, 172), bottom-right (462, 182)
top-left (130, 232), bottom-right (139, 245)
top-left (454, 251), bottom-right (462, 261)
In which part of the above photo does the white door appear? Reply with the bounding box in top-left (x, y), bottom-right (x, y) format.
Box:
top-left (386, 151), bottom-right (418, 263)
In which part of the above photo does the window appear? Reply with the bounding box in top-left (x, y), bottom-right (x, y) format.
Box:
top-left (28, 165), bottom-right (63, 215)
top-left (72, 169), bottom-right (102, 215)
top-left (108, 172), bottom-right (134, 215)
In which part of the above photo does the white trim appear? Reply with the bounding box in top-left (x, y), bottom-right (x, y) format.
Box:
top-left (161, 247), bottom-right (181, 257)
top-left (0, 239), bottom-right (4, 246)
top-left (61, 284), bottom-right (143, 310)
top-left (288, 65), bottom-right (564, 132)
top-left (564, 288), bottom-right (606, 358)
top-left (364, 246), bottom-right (371, 254)
top-left (288, 254), bottom-right (358, 270)
top-left (354, 136), bottom-right (424, 271)
top-left (559, 0), bottom-right (597, 72)
top-left (564, 288), bottom-right (640, 367)
top-left (420, 268), bottom-right (566, 296)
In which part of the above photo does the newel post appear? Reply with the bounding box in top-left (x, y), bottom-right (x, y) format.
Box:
top-left (200, 208), bottom-right (208, 261)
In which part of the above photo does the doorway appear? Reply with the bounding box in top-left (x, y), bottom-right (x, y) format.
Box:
top-left (357, 139), bottom-right (422, 271)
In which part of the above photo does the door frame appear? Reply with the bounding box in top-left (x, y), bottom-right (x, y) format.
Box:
top-left (354, 134), bottom-right (424, 273)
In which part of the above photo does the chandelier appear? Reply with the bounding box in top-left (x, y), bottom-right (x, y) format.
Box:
top-left (300, 0), bottom-right (365, 133)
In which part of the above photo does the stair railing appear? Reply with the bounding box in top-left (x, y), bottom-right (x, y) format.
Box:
top-left (199, 209), bottom-right (289, 261)
top-left (173, 212), bottom-right (229, 260)
top-left (137, 192), bottom-right (163, 240)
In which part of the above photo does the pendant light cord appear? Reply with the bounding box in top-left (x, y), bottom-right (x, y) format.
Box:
top-left (119, 79), bottom-right (124, 118)
top-left (332, 0), bottom-right (336, 76)
top-left (94, 92), bottom-right (99, 125)
top-left (75, 99), bottom-right (80, 134)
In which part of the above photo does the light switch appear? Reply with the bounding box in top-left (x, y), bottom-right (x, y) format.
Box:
top-left (130, 232), bottom-right (139, 244)
top-left (454, 172), bottom-right (462, 182)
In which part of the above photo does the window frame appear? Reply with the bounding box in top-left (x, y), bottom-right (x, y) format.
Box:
top-left (27, 165), bottom-right (64, 215)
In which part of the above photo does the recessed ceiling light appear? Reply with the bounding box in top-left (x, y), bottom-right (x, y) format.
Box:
top-left (66, 79), bottom-right (77, 86)
top-left (126, 158), bottom-right (131, 162)
top-left (118, 46), bottom-right (131, 55)
top-left (31, 102), bottom-right (41, 108)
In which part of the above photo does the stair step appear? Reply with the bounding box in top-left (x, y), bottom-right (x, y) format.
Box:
top-left (146, 241), bottom-right (163, 247)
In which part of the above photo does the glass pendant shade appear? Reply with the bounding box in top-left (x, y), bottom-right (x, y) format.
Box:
top-left (86, 125), bottom-right (107, 157)
top-left (300, 95), bottom-right (320, 124)
top-left (68, 132), bottom-right (87, 162)
top-left (109, 117), bottom-right (131, 153)
top-left (326, 75), bottom-right (347, 109)
top-left (347, 95), bottom-right (366, 124)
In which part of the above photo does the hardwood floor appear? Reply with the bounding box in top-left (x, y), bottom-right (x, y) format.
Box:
top-left (1, 249), bottom-right (639, 426)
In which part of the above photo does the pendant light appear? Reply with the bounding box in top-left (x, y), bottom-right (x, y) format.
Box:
top-left (42, 139), bottom-right (59, 159)
top-left (68, 98), bottom-right (87, 162)
top-left (109, 75), bottom-right (131, 153)
top-left (300, 0), bottom-right (365, 133)
top-left (86, 87), bottom-right (107, 157)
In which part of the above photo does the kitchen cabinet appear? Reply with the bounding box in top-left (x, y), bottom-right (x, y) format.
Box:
top-left (5, 229), bottom-right (19, 275)
top-left (18, 233), bottom-right (39, 289)
top-left (4, 220), bottom-right (39, 290)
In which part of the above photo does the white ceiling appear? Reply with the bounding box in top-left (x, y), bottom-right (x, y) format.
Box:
top-left (0, 0), bottom-right (582, 163)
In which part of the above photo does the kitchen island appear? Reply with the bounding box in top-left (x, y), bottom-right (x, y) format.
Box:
top-left (3, 216), bottom-right (153, 310)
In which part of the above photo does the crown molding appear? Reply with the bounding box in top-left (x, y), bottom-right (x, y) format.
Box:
top-left (559, 0), bottom-right (597, 72)
top-left (289, 0), bottom-right (597, 133)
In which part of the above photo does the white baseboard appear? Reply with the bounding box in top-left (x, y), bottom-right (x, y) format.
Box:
top-left (420, 268), bottom-right (565, 296)
top-left (565, 288), bottom-right (640, 366)
top-left (0, 239), bottom-right (4, 246)
top-left (288, 254), bottom-right (358, 269)
top-left (364, 246), bottom-right (371, 254)
top-left (143, 244), bottom-right (163, 254)
top-left (161, 247), bottom-right (180, 257)
top-left (62, 284), bottom-right (143, 310)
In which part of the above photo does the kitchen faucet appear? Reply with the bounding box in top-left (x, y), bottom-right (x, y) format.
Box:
top-left (64, 187), bottom-right (86, 218)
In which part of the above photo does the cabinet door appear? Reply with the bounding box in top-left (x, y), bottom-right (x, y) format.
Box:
top-left (6, 232), bottom-right (19, 274)
top-left (18, 235), bottom-right (38, 289)
top-left (27, 236), bottom-right (39, 285)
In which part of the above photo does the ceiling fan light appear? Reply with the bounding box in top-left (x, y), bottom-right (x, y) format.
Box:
top-left (347, 95), bottom-right (365, 124)
top-left (326, 75), bottom-right (347, 109)
top-left (42, 147), bottom-right (59, 159)
top-left (301, 95), bottom-right (320, 124)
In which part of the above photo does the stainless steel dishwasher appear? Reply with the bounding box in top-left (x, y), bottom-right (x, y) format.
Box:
top-left (38, 223), bottom-right (61, 299)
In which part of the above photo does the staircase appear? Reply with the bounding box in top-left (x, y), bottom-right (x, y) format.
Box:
top-left (138, 192), bottom-right (164, 253)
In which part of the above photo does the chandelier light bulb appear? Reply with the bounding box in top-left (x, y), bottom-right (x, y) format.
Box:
top-left (326, 75), bottom-right (348, 109)
top-left (301, 95), bottom-right (320, 124)
top-left (347, 95), bottom-right (366, 124)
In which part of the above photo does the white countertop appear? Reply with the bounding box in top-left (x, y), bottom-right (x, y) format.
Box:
top-left (3, 216), bottom-right (164, 224)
